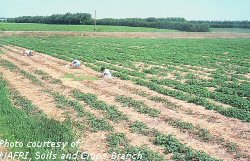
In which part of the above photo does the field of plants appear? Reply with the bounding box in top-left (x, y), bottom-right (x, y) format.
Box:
top-left (0, 23), bottom-right (176, 32)
top-left (211, 28), bottom-right (250, 33)
top-left (0, 36), bottom-right (249, 161)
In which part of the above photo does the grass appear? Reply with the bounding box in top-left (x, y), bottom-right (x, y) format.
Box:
top-left (0, 73), bottom-right (76, 161)
top-left (63, 73), bottom-right (99, 81)
top-left (0, 23), bottom-right (177, 32)
top-left (211, 28), bottom-right (250, 33)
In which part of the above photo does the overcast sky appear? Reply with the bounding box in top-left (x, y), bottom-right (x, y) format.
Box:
top-left (1, 0), bottom-right (250, 20)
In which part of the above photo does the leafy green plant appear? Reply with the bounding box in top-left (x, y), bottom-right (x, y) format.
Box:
top-left (72, 89), bottom-right (128, 122)
top-left (136, 79), bottom-right (250, 122)
top-left (130, 121), bottom-right (158, 137)
top-left (149, 96), bottom-right (180, 110)
top-left (107, 133), bottom-right (165, 161)
top-left (10, 89), bottom-right (43, 116)
top-left (154, 133), bottom-right (220, 161)
top-left (116, 95), bottom-right (161, 117)
top-left (52, 92), bottom-right (113, 132)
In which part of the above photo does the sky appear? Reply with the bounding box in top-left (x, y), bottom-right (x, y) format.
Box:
top-left (1, 0), bottom-right (250, 21)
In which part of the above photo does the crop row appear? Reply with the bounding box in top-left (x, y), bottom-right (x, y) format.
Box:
top-left (0, 74), bottom-right (76, 160)
top-left (130, 121), bottom-right (220, 161)
top-left (135, 79), bottom-right (250, 122)
top-left (0, 60), bottom-right (170, 159)
top-left (0, 59), bottom-right (42, 85)
top-left (151, 78), bottom-right (250, 111)
top-left (115, 95), bottom-right (161, 117)
top-left (81, 62), bottom-right (250, 122)
top-left (116, 95), bottom-right (243, 157)
top-left (71, 88), bottom-right (231, 159)
top-left (107, 133), bottom-right (165, 160)
top-left (51, 92), bottom-right (113, 132)
top-left (72, 89), bottom-right (128, 123)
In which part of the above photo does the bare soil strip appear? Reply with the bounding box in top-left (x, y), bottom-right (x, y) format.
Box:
top-left (1, 31), bottom-right (250, 38)
top-left (1, 46), bottom-right (248, 160)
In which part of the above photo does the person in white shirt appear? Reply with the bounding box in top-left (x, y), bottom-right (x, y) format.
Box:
top-left (70, 59), bottom-right (81, 68)
top-left (23, 50), bottom-right (33, 56)
top-left (101, 67), bottom-right (112, 78)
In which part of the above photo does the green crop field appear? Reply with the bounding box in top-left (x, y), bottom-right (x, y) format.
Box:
top-left (1, 37), bottom-right (250, 121)
top-left (0, 23), bottom-right (177, 32)
top-left (0, 36), bottom-right (250, 160)
top-left (211, 28), bottom-right (250, 33)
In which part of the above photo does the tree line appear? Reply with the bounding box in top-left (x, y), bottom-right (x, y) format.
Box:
top-left (6, 13), bottom-right (250, 32)
top-left (191, 21), bottom-right (250, 28)
top-left (7, 13), bottom-right (91, 24)
top-left (85, 18), bottom-right (210, 32)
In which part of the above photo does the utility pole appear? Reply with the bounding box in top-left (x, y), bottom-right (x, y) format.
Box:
top-left (94, 10), bottom-right (97, 32)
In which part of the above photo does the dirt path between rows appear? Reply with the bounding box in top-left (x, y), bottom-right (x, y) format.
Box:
top-left (1, 31), bottom-right (250, 38)
top-left (1, 46), bottom-right (249, 160)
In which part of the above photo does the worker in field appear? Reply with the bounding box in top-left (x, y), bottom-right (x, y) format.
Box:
top-left (101, 67), bottom-right (112, 78)
top-left (70, 59), bottom-right (81, 69)
top-left (23, 50), bottom-right (33, 56)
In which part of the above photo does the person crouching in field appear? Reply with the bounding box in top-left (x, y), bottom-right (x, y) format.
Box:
top-left (70, 59), bottom-right (81, 69)
top-left (23, 50), bottom-right (33, 56)
top-left (100, 67), bottom-right (112, 78)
